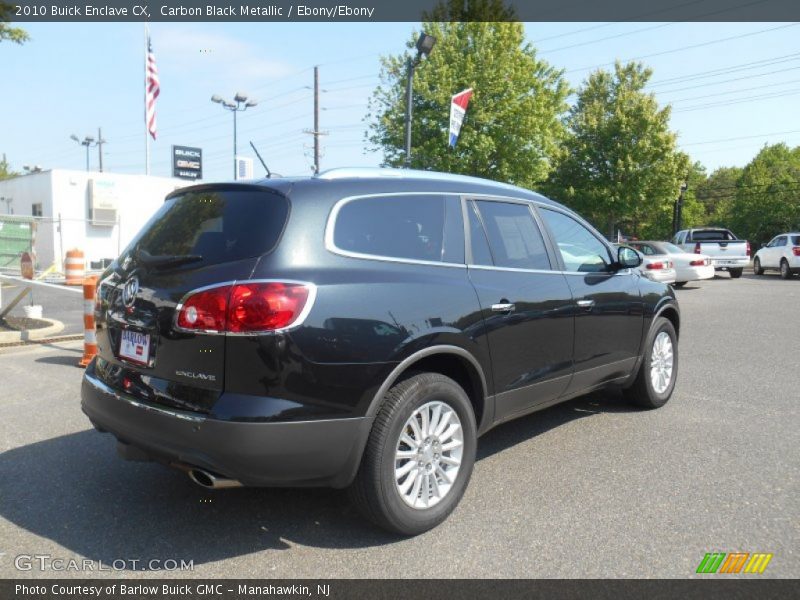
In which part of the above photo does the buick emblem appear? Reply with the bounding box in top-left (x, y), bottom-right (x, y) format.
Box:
top-left (122, 276), bottom-right (139, 308)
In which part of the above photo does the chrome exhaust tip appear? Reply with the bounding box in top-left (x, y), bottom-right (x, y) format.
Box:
top-left (188, 468), bottom-right (243, 489)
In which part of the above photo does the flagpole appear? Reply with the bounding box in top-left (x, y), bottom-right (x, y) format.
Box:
top-left (144, 23), bottom-right (151, 175)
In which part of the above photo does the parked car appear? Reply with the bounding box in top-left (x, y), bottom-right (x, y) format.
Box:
top-left (672, 228), bottom-right (750, 278)
top-left (614, 244), bottom-right (676, 284)
top-left (753, 233), bottom-right (800, 279)
top-left (627, 241), bottom-right (714, 287)
top-left (81, 168), bottom-right (680, 535)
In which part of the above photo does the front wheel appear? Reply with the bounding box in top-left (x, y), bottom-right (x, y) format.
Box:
top-left (780, 260), bottom-right (793, 280)
top-left (624, 317), bottom-right (678, 409)
top-left (729, 268), bottom-right (743, 278)
top-left (349, 372), bottom-right (477, 535)
top-left (753, 257), bottom-right (764, 275)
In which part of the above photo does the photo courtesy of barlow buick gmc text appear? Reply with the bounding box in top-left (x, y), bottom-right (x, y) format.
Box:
top-left (0, 1), bottom-right (798, 598)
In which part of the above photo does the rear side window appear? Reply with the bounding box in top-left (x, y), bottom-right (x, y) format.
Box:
top-left (333, 194), bottom-right (460, 263)
top-left (471, 200), bottom-right (551, 270)
top-left (131, 189), bottom-right (289, 266)
top-left (791, 236), bottom-right (800, 245)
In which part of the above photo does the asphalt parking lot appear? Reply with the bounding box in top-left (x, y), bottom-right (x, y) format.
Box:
top-left (0, 272), bottom-right (797, 579)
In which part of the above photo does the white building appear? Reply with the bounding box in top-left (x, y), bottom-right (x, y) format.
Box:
top-left (0, 169), bottom-right (191, 269)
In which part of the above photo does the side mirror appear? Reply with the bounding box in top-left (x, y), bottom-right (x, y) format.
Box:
top-left (617, 245), bottom-right (642, 269)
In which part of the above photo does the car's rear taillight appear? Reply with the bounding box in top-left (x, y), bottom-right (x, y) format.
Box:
top-left (689, 259), bottom-right (705, 266)
top-left (746, 241), bottom-right (751, 257)
top-left (647, 262), bottom-right (665, 270)
top-left (694, 242), bottom-right (701, 254)
top-left (176, 286), bottom-right (230, 332)
top-left (227, 282), bottom-right (310, 333)
top-left (792, 246), bottom-right (800, 257)
top-left (176, 281), bottom-right (313, 334)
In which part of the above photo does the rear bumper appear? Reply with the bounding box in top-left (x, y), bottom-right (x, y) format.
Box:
top-left (646, 269), bottom-right (676, 284)
top-left (675, 264), bottom-right (715, 283)
top-left (81, 367), bottom-right (373, 488)
top-left (710, 257), bottom-right (749, 269)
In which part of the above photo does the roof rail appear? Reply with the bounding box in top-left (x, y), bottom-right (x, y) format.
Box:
top-left (315, 167), bottom-right (528, 192)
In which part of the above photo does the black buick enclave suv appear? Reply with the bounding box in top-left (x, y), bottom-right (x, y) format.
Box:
top-left (82, 168), bottom-right (679, 534)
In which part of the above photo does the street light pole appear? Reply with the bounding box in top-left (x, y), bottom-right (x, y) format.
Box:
top-left (403, 32), bottom-right (436, 169)
top-left (673, 182), bottom-right (688, 236)
top-left (70, 134), bottom-right (97, 172)
top-left (211, 93), bottom-right (258, 180)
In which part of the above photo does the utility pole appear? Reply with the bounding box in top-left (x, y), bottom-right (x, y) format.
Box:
top-left (97, 127), bottom-right (106, 173)
top-left (314, 66), bottom-right (320, 174)
top-left (304, 66), bottom-right (327, 174)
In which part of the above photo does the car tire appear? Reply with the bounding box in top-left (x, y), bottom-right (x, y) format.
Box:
top-left (349, 372), bottom-right (477, 535)
top-left (729, 268), bottom-right (743, 278)
top-left (753, 257), bottom-right (764, 275)
top-left (780, 259), bottom-right (793, 280)
top-left (672, 281), bottom-right (687, 288)
top-left (624, 317), bottom-right (678, 410)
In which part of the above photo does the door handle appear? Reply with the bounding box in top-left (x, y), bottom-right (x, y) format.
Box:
top-left (491, 303), bottom-right (515, 313)
top-left (576, 299), bottom-right (595, 310)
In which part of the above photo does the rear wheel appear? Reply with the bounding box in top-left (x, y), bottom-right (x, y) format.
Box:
top-left (349, 372), bottom-right (477, 535)
top-left (729, 268), bottom-right (743, 278)
top-left (624, 317), bottom-right (678, 409)
top-left (780, 259), bottom-right (793, 280)
top-left (753, 257), bottom-right (764, 275)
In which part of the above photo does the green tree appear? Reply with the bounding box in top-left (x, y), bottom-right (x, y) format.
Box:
top-left (677, 161), bottom-right (709, 232)
top-left (695, 166), bottom-right (743, 227)
top-left (730, 143), bottom-right (800, 246)
top-left (0, 153), bottom-right (19, 180)
top-left (1, 2), bottom-right (29, 44)
top-left (367, 2), bottom-right (569, 188)
top-left (547, 61), bottom-right (689, 239)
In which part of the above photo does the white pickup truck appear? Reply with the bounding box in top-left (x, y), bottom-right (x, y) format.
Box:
top-left (671, 228), bottom-right (750, 278)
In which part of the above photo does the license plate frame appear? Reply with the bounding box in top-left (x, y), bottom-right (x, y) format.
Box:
top-left (119, 329), bottom-right (151, 366)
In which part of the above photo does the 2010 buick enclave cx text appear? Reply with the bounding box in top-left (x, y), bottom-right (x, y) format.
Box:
top-left (81, 168), bottom-right (680, 535)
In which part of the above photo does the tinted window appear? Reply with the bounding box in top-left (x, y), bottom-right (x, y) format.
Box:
top-left (791, 236), bottom-right (800, 246)
top-left (690, 229), bottom-right (735, 241)
top-left (473, 200), bottom-right (550, 270)
top-left (467, 202), bottom-right (493, 266)
top-left (540, 209), bottom-right (611, 272)
top-left (775, 236), bottom-right (787, 247)
top-left (131, 189), bottom-right (289, 267)
top-left (334, 194), bottom-right (449, 263)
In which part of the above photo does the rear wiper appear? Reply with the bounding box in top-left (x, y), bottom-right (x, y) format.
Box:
top-left (135, 249), bottom-right (203, 270)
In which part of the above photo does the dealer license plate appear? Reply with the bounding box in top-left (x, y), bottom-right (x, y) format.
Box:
top-left (119, 329), bottom-right (150, 365)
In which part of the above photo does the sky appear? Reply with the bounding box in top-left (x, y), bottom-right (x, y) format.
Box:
top-left (2, 21), bottom-right (799, 182)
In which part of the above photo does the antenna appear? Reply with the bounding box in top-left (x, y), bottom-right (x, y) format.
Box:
top-left (249, 141), bottom-right (271, 178)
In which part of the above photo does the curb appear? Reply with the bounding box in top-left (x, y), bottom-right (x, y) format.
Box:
top-left (0, 318), bottom-right (66, 343)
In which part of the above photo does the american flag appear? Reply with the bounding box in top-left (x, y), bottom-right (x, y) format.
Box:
top-left (145, 32), bottom-right (160, 140)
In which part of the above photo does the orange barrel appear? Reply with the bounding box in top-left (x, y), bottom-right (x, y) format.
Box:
top-left (65, 249), bottom-right (85, 285)
top-left (79, 276), bottom-right (99, 368)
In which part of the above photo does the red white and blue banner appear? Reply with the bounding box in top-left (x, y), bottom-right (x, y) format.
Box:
top-left (448, 88), bottom-right (473, 147)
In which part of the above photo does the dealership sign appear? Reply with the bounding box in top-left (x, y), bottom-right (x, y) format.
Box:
top-left (172, 145), bottom-right (203, 180)
top-left (448, 88), bottom-right (473, 148)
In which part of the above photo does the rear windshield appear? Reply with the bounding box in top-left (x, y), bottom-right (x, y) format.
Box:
top-left (690, 229), bottom-right (736, 241)
top-left (128, 189), bottom-right (289, 267)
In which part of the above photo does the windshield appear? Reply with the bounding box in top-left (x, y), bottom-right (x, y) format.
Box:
top-left (121, 188), bottom-right (289, 269)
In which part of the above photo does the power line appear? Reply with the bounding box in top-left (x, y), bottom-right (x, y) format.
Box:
top-left (565, 23), bottom-right (800, 75)
top-left (647, 52), bottom-right (800, 88)
top-left (673, 88), bottom-right (800, 112)
top-left (667, 78), bottom-right (800, 103)
top-left (681, 129), bottom-right (800, 146)
top-left (654, 65), bottom-right (800, 95)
